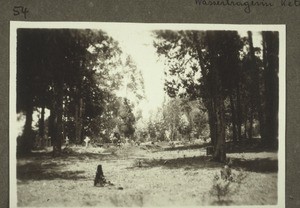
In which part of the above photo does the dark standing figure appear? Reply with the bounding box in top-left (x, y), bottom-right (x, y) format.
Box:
top-left (94, 165), bottom-right (106, 187)
top-left (94, 164), bottom-right (114, 187)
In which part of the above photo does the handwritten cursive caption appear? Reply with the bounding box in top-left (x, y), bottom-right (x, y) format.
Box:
top-left (13, 6), bottom-right (29, 19)
top-left (195, 0), bottom-right (299, 14)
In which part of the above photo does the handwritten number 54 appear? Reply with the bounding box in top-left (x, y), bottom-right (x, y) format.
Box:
top-left (13, 6), bottom-right (29, 19)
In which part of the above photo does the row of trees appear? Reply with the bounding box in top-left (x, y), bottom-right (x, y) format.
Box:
top-left (17, 28), bottom-right (279, 162)
top-left (154, 30), bottom-right (279, 162)
top-left (17, 29), bottom-right (144, 155)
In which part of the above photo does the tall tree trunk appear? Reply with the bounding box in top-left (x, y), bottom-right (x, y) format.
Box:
top-left (243, 104), bottom-right (248, 140)
top-left (79, 98), bottom-right (84, 143)
top-left (211, 70), bottom-right (226, 162)
top-left (236, 83), bottom-right (242, 141)
top-left (39, 104), bottom-right (45, 147)
top-left (193, 32), bottom-right (216, 146)
top-left (229, 93), bottom-right (238, 143)
top-left (49, 108), bottom-right (55, 146)
top-left (75, 102), bottom-right (79, 143)
top-left (21, 102), bottom-right (34, 154)
top-left (52, 78), bottom-right (64, 156)
top-left (262, 31), bottom-right (279, 148)
top-left (248, 31), bottom-right (266, 141)
top-left (248, 105), bottom-right (254, 140)
top-left (193, 31), bottom-right (226, 162)
top-left (209, 36), bottom-right (226, 162)
top-left (75, 97), bottom-right (83, 144)
top-left (213, 92), bottom-right (226, 162)
top-left (204, 98), bottom-right (217, 146)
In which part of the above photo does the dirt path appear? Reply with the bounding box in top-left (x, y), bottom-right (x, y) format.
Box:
top-left (17, 145), bottom-right (278, 206)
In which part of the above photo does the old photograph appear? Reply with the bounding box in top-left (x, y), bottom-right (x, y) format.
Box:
top-left (10, 22), bottom-right (285, 207)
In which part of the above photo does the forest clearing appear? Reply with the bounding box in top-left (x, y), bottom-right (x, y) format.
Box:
top-left (13, 23), bottom-right (283, 207)
top-left (17, 141), bottom-right (278, 207)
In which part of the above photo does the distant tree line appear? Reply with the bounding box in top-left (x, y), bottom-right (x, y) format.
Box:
top-left (139, 98), bottom-right (209, 143)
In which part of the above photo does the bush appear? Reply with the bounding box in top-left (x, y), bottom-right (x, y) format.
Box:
top-left (210, 167), bottom-right (247, 204)
top-left (210, 174), bottom-right (232, 202)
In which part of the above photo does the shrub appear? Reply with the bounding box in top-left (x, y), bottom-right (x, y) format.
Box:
top-left (210, 167), bottom-right (247, 204)
top-left (210, 174), bottom-right (232, 202)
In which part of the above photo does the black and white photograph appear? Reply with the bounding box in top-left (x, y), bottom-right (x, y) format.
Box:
top-left (10, 22), bottom-right (285, 207)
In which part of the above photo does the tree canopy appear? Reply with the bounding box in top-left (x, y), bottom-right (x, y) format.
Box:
top-left (153, 30), bottom-right (279, 162)
top-left (17, 29), bottom-right (140, 155)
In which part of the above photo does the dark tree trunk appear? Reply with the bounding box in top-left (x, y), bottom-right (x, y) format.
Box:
top-left (75, 102), bottom-right (79, 143)
top-left (52, 76), bottom-right (64, 156)
top-left (193, 32), bottom-right (216, 146)
top-left (39, 104), bottom-right (46, 147)
top-left (205, 98), bottom-right (217, 146)
top-left (262, 31), bottom-right (279, 148)
top-left (213, 92), bottom-right (226, 163)
top-left (248, 107), bottom-right (254, 140)
top-left (243, 106), bottom-right (248, 140)
top-left (236, 83), bottom-right (242, 141)
top-left (193, 31), bottom-right (226, 162)
top-left (50, 105), bottom-right (58, 155)
top-left (49, 108), bottom-right (55, 145)
top-left (75, 97), bottom-right (83, 144)
top-left (229, 93), bottom-right (238, 143)
top-left (248, 31), bottom-right (266, 141)
top-left (209, 39), bottom-right (226, 162)
top-left (20, 102), bottom-right (34, 154)
top-left (39, 106), bottom-right (45, 137)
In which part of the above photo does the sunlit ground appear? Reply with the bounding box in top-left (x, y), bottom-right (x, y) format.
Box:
top-left (17, 142), bottom-right (278, 207)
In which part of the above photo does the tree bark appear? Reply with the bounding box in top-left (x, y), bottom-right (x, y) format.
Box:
top-left (21, 102), bottom-right (34, 154)
top-left (243, 113), bottom-right (248, 140)
top-left (39, 104), bottom-right (46, 147)
top-left (248, 104), bottom-right (254, 140)
top-left (52, 77), bottom-right (64, 156)
top-left (262, 31), bottom-right (279, 147)
top-left (207, 32), bottom-right (226, 163)
top-left (248, 31), bottom-right (266, 141)
top-left (193, 31), bottom-right (226, 162)
top-left (49, 108), bottom-right (55, 145)
top-left (192, 32), bottom-right (216, 146)
top-left (212, 69), bottom-right (226, 162)
top-left (236, 83), bottom-right (242, 141)
top-left (206, 98), bottom-right (217, 146)
top-left (75, 102), bottom-right (79, 143)
top-left (229, 93), bottom-right (238, 143)
top-left (75, 97), bottom-right (83, 144)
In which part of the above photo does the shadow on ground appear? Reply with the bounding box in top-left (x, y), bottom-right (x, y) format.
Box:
top-left (231, 158), bottom-right (278, 173)
top-left (225, 139), bottom-right (278, 154)
top-left (18, 150), bottom-right (119, 162)
top-left (131, 156), bottom-right (278, 173)
top-left (130, 156), bottom-right (222, 170)
top-left (162, 139), bottom-right (277, 154)
top-left (163, 143), bottom-right (210, 152)
top-left (17, 161), bottom-right (86, 181)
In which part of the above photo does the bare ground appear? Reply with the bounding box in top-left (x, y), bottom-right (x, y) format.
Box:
top-left (17, 144), bottom-right (278, 207)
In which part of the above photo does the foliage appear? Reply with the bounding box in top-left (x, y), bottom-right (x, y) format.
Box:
top-left (117, 98), bottom-right (136, 139)
top-left (17, 29), bottom-right (124, 154)
top-left (210, 173), bottom-right (232, 202)
top-left (153, 30), bottom-right (280, 161)
top-left (210, 168), bottom-right (247, 203)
